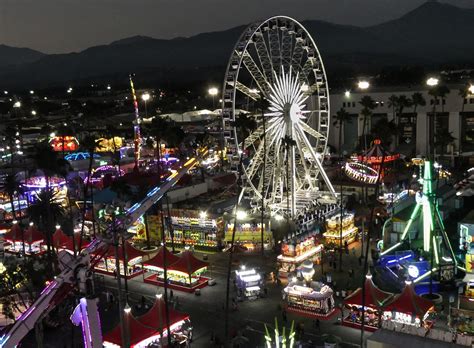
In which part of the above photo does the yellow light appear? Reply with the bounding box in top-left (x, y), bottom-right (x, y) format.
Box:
top-left (469, 85), bottom-right (474, 95)
top-left (208, 87), bottom-right (218, 96)
top-left (358, 81), bottom-right (370, 90)
top-left (426, 77), bottom-right (439, 87)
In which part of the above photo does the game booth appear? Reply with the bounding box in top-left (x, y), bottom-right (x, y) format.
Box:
top-left (381, 281), bottom-right (434, 329)
top-left (144, 250), bottom-right (209, 293)
top-left (3, 222), bottom-right (44, 255)
top-left (224, 221), bottom-right (272, 252)
top-left (23, 176), bottom-right (68, 204)
top-left (277, 232), bottom-right (323, 278)
top-left (323, 212), bottom-right (358, 246)
top-left (343, 273), bottom-right (394, 331)
top-left (94, 241), bottom-right (149, 279)
top-left (166, 210), bottom-right (221, 252)
top-left (235, 267), bottom-right (263, 300)
top-left (103, 297), bottom-right (191, 347)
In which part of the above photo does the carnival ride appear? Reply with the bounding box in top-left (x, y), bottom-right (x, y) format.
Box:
top-left (0, 148), bottom-right (208, 348)
top-left (221, 16), bottom-right (336, 218)
top-left (378, 160), bottom-right (459, 288)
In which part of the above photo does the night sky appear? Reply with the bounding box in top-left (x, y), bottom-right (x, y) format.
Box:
top-left (0, 0), bottom-right (472, 53)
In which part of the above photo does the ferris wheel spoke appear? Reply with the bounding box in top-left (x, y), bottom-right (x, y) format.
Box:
top-left (238, 50), bottom-right (272, 96)
top-left (291, 33), bottom-right (305, 71)
top-left (234, 81), bottom-right (260, 101)
top-left (298, 121), bottom-right (327, 141)
top-left (268, 23), bottom-right (282, 75)
top-left (293, 130), bottom-right (315, 189)
top-left (298, 56), bottom-right (316, 86)
top-left (252, 31), bottom-right (274, 85)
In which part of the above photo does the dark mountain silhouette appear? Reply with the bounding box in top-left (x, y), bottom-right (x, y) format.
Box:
top-left (0, 1), bottom-right (473, 89)
top-left (0, 45), bottom-right (45, 67)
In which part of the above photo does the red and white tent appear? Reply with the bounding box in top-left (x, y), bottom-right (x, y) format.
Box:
top-left (168, 251), bottom-right (208, 276)
top-left (143, 246), bottom-right (180, 270)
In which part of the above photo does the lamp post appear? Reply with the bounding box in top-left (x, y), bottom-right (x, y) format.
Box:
top-left (208, 87), bottom-right (218, 109)
top-left (156, 293), bottom-right (164, 347)
top-left (427, 77), bottom-right (439, 160)
top-left (141, 92), bottom-right (150, 118)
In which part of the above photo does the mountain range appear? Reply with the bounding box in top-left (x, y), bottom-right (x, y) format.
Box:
top-left (1, 1), bottom-right (473, 89)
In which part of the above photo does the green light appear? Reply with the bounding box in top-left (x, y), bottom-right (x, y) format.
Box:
top-left (400, 204), bottom-right (421, 240)
top-left (433, 236), bottom-right (439, 265)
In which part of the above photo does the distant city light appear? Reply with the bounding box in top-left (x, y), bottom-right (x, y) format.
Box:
top-left (141, 93), bottom-right (150, 101)
top-left (44, 97), bottom-right (48, 100)
top-left (344, 90), bottom-right (351, 98)
top-left (13, 101), bottom-right (21, 108)
top-left (469, 85), bottom-right (474, 95)
top-left (3, 91), bottom-right (7, 95)
top-left (358, 81), bottom-right (370, 90)
top-left (208, 87), bottom-right (218, 96)
top-left (29, 90), bottom-right (34, 94)
top-left (67, 87), bottom-right (73, 93)
top-left (107, 85), bottom-right (111, 90)
top-left (426, 77), bottom-right (439, 87)
top-left (31, 110), bottom-right (37, 116)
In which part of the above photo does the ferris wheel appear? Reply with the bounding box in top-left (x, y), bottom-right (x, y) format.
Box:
top-left (221, 16), bottom-right (337, 217)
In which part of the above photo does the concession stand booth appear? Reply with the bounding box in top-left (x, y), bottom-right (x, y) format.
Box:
top-left (343, 273), bottom-right (394, 331)
top-left (283, 280), bottom-right (336, 319)
top-left (94, 241), bottom-right (148, 279)
top-left (144, 250), bottom-right (209, 292)
top-left (3, 222), bottom-right (44, 255)
top-left (103, 296), bottom-right (191, 348)
top-left (382, 281), bottom-right (434, 329)
top-left (323, 212), bottom-right (358, 245)
top-left (235, 268), bottom-right (263, 300)
top-left (277, 232), bottom-right (323, 278)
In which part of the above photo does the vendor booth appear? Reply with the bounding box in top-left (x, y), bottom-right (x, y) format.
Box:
top-left (94, 242), bottom-right (149, 279)
top-left (277, 232), bottom-right (323, 278)
top-left (103, 298), bottom-right (191, 348)
top-left (323, 212), bottom-right (358, 245)
top-left (224, 221), bottom-right (272, 251)
top-left (283, 280), bottom-right (337, 319)
top-left (3, 222), bottom-right (44, 255)
top-left (382, 280), bottom-right (434, 328)
top-left (343, 273), bottom-right (394, 331)
top-left (144, 250), bottom-right (209, 292)
top-left (235, 268), bottom-right (262, 300)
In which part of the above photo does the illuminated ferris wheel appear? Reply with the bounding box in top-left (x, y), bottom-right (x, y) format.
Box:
top-left (221, 16), bottom-right (336, 217)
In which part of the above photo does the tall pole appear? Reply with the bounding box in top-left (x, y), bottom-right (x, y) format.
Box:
top-left (260, 95), bottom-right (266, 257)
top-left (129, 74), bottom-right (142, 171)
top-left (160, 206), bottom-right (172, 346)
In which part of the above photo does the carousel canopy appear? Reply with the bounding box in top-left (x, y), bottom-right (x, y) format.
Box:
top-left (168, 251), bottom-right (208, 275)
top-left (357, 139), bottom-right (400, 164)
top-left (5, 224), bottom-right (44, 243)
top-left (103, 313), bottom-right (156, 347)
top-left (384, 282), bottom-right (434, 317)
top-left (105, 241), bottom-right (149, 262)
top-left (344, 274), bottom-right (394, 308)
top-left (143, 246), bottom-right (180, 269)
top-left (138, 297), bottom-right (189, 329)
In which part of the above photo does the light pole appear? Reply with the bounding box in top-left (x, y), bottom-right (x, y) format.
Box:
top-left (427, 77), bottom-right (439, 160)
top-left (208, 87), bottom-right (218, 109)
top-left (156, 293), bottom-right (164, 347)
top-left (141, 92), bottom-right (150, 118)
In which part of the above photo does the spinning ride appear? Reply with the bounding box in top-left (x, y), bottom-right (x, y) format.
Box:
top-left (222, 16), bottom-right (336, 218)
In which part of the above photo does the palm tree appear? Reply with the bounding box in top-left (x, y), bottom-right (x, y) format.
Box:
top-left (434, 129), bottom-right (456, 163)
top-left (459, 86), bottom-right (469, 113)
top-left (225, 112), bottom-right (256, 344)
top-left (387, 95), bottom-right (398, 122)
top-left (359, 96), bottom-right (377, 152)
top-left (411, 92), bottom-right (426, 113)
top-left (333, 108), bottom-right (352, 156)
top-left (0, 174), bottom-right (26, 255)
top-left (437, 85), bottom-right (450, 113)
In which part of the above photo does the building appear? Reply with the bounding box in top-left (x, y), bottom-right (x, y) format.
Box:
top-left (328, 84), bottom-right (474, 162)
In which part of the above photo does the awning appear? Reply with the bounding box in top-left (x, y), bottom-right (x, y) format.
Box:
top-left (143, 246), bottom-right (180, 269)
top-left (383, 282), bottom-right (434, 317)
top-left (103, 313), bottom-right (157, 347)
top-left (344, 274), bottom-right (394, 308)
top-left (104, 241), bottom-right (149, 262)
top-left (168, 251), bottom-right (208, 275)
top-left (138, 297), bottom-right (189, 328)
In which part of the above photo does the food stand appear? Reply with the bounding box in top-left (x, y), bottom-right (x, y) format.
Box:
top-left (144, 250), bottom-right (209, 292)
top-left (283, 280), bottom-right (336, 319)
top-left (277, 233), bottom-right (323, 278)
top-left (343, 273), bottom-right (394, 331)
top-left (323, 212), bottom-right (358, 245)
top-left (224, 221), bottom-right (272, 251)
top-left (382, 281), bottom-right (434, 328)
top-left (3, 222), bottom-right (44, 255)
top-left (94, 242), bottom-right (148, 279)
top-left (235, 268), bottom-right (262, 300)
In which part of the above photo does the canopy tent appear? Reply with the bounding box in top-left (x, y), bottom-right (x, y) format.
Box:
top-left (52, 227), bottom-right (70, 249)
top-left (104, 241), bottom-right (149, 263)
top-left (384, 281), bottom-right (434, 318)
top-left (103, 313), bottom-right (157, 347)
top-left (168, 251), bottom-right (208, 275)
top-left (344, 273), bottom-right (394, 308)
top-left (23, 224), bottom-right (44, 244)
top-left (143, 246), bottom-right (180, 270)
top-left (3, 223), bottom-right (23, 242)
top-left (138, 297), bottom-right (189, 329)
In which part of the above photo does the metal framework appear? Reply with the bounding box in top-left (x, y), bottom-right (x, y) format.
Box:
top-left (221, 16), bottom-right (336, 218)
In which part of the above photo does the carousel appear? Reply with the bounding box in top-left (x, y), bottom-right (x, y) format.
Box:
top-left (343, 273), bottom-right (394, 331)
top-left (282, 261), bottom-right (336, 319)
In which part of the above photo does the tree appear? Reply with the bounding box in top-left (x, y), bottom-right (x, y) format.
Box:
top-left (387, 95), bottom-right (398, 122)
top-left (359, 96), bottom-right (377, 152)
top-left (434, 129), bottom-right (456, 162)
top-left (225, 112), bottom-right (256, 344)
top-left (459, 86), bottom-right (469, 113)
top-left (411, 92), bottom-right (426, 113)
top-left (333, 108), bottom-right (352, 156)
top-left (437, 85), bottom-right (450, 113)
top-left (0, 174), bottom-right (25, 254)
